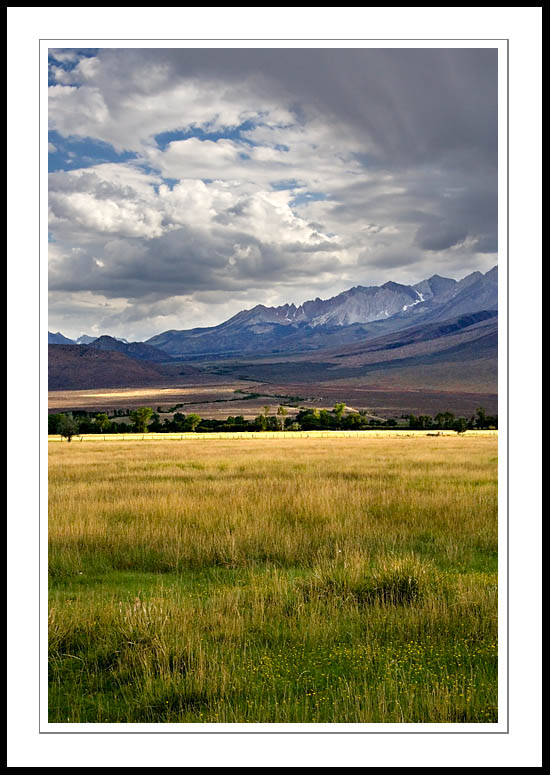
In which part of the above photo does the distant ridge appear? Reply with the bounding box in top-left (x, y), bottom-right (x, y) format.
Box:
top-left (76, 334), bottom-right (130, 345)
top-left (50, 332), bottom-right (131, 345)
top-left (87, 335), bottom-right (174, 363)
top-left (75, 335), bottom-right (98, 345)
top-left (48, 331), bottom-right (75, 345)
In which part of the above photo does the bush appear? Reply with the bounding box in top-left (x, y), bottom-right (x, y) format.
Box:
top-left (297, 555), bottom-right (437, 606)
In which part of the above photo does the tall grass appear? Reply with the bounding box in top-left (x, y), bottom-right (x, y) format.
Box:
top-left (48, 437), bottom-right (498, 723)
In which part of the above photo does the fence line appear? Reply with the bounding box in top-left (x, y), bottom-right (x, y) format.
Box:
top-left (48, 430), bottom-right (498, 442)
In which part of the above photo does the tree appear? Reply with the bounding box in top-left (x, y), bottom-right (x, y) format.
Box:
top-left (266, 415), bottom-right (279, 431)
top-left (48, 414), bottom-right (62, 435)
top-left (409, 414), bottom-right (433, 430)
top-left (254, 414), bottom-right (267, 430)
top-left (475, 407), bottom-right (488, 429)
top-left (172, 412), bottom-right (186, 430)
top-left (129, 406), bottom-right (154, 433)
top-left (94, 412), bottom-right (111, 433)
top-left (485, 414), bottom-right (498, 430)
top-left (434, 411), bottom-right (455, 429)
top-left (276, 406), bottom-right (288, 430)
top-left (255, 406), bottom-right (272, 430)
top-left (453, 417), bottom-right (468, 434)
top-left (319, 409), bottom-right (333, 428)
top-left (183, 413), bottom-right (202, 432)
top-left (297, 409), bottom-right (321, 430)
top-left (342, 412), bottom-right (367, 429)
top-left (333, 403), bottom-right (346, 426)
top-left (57, 413), bottom-right (80, 442)
top-left (148, 412), bottom-right (162, 432)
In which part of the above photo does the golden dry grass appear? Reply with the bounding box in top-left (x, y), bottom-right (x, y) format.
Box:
top-left (48, 436), bottom-right (498, 723)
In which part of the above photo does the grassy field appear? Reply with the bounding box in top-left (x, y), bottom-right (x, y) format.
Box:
top-left (48, 436), bottom-right (498, 723)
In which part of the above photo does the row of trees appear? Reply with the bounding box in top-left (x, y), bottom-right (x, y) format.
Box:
top-left (49, 404), bottom-right (497, 439)
top-left (408, 407), bottom-right (498, 432)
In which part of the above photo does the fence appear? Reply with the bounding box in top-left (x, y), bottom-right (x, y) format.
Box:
top-left (48, 429), bottom-right (498, 442)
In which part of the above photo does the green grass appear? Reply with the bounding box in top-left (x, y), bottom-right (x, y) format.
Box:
top-left (48, 437), bottom-right (498, 723)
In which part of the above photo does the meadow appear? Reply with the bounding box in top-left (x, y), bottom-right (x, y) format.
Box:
top-left (48, 435), bottom-right (498, 723)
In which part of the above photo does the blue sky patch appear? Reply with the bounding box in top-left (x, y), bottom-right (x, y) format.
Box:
top-left (154, 120), bottom-right (259, 151)
top-left (270, 179), bottom-right (300, 191)
top-left (48, 131), bottom-right (138, 172)
top-left (153, 177), bottom-right (180, 192)
top-left (290, 191), bottom-right (327, 207)
top-left (48, 49), bottom-right (98, 86)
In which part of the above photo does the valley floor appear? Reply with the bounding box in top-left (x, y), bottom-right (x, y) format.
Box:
top-left (48, 379), bottom-right (498, 420)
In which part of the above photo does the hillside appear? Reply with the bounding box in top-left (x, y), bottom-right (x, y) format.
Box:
top-left (48, 345), bottom-right (170, 390)
top-left (208, 310), bottom-right (498, 395)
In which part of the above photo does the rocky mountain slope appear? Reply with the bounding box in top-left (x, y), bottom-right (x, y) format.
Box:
top-left (146, 266), bottom-right (497, 358)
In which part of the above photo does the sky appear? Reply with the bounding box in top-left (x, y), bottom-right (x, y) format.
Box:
top-left (47, 47), bottom-right (498, 342)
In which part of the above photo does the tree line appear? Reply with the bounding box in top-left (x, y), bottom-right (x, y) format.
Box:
top-left (48, 404), bottom-right (497, 440)
top-left (407, 407), bottom-right (497, 433)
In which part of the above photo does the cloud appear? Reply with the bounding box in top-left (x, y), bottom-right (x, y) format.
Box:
top-left (415, 220), bottom-right (468, 251)
top-left (359, 249), bottom-right (423, 271)
top-left (48, 48), bottom-right (498, 340)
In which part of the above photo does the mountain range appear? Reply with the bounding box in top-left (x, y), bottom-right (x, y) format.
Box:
top-left (145, 266), bottom-right (497, 359)
top-left (48, 266), bottom-right (498, 403)
top-left (48, 332), bottom-right (129, 345)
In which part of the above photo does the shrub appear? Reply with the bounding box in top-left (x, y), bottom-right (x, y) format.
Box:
top-left (297, 554), bottom-right (437, 606)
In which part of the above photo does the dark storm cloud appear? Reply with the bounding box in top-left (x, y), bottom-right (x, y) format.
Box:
top-left (415, 219), bottom-right (468, 251)
top-left (359, 249), bottom-right (423, 270)
top-left (49, 226), bottom-right (344, 300)
top-left (95, 47), bottom-right (497, 170)
top-left (412, 174), bottom-right (498, 253)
